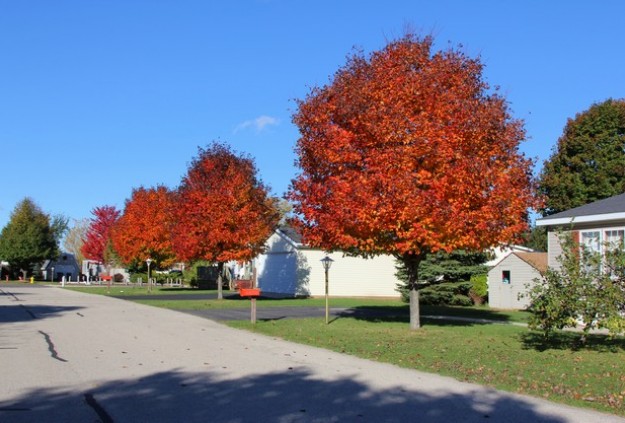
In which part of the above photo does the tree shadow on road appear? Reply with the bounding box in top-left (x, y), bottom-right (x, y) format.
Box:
top-left (0, 305), bottom-right (84, 324)
top-left (0, 367), bottom-right (569, 423)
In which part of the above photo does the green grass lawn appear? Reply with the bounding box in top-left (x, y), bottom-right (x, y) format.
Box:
top-left (65, 285), bottom-right (530, 323)
top-left (135, 297), bottom-right (410, 310)
top-left (228, 316), bottom-right (625, 416)
top-left (134, 299), bottom-right (529, 324)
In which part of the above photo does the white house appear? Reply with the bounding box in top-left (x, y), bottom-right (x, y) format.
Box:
top-left (254, 227), bottom-right (401, 298)
top-left (487, 252), bottom-right (547, 309)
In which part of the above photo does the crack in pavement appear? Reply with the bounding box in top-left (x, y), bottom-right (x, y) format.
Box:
top-left (84, 393), bottom-right (114, 423)
top-left (20, 304), bottom-right (37, 319)
top-left (38, 331), bottom-right (67, 362)
top-left (0, 288), bottom-right (21, 301)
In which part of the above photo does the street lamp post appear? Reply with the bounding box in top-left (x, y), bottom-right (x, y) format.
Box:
top-left (146, 258), bottom-right (153, 293)
top-left (51, 266), bottom-right (55, 283)
top-left (321, 255), bottom-right (334, 324)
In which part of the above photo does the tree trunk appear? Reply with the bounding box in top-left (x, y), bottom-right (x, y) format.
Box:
top-left (409, 286), bottom-right (420, 330)
top-left (217, 262), bottom-right (224, 300)
top-left (402, 253), bottom-right (423, 330)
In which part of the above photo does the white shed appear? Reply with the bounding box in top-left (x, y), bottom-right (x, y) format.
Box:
top-left (254, 227), bottom-right (401, 298)
top-left (487, 252), bottom-right (547, 310)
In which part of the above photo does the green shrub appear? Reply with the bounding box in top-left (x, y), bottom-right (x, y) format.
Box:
top-left (469, 274), bottom-right (488, 305)
top-left (395, 251), bottom-right (489, 306)
top-left (182, 260), bottom-right (213, 288)
top-left (419, 282), bottom-right (472, 306)
top-left (450, 294), bottom-right (473, 306)
top-left (130, 272), bottom-right (148, 283)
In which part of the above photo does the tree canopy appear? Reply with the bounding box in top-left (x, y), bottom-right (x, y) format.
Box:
top-left (81, 205), bottom-right (121, 264)
top-left (289, 34), bottom-right (537, 329)
top-left (173, 142), bottom-right (280, 297)
top-left (0, 198), bottom-right (59, 275)
top-left (539, 98), bottom-right (625, 215)
top-left (111, 185), bottom-right (177, 269)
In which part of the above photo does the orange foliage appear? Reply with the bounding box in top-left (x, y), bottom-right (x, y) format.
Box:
top-left (289, 34), bottom-right (538, 263)
top-left (111, 185), bottom-right (177, 268)
top-left (173, 143), bottom-right (280, 264)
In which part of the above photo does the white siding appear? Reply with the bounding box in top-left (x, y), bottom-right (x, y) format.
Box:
top-left (488, 254), bottom-right (543, 310)
top-left (256, 231), bottom-right (401, 297)
top-left (547, 230), bottom-right (563, 270)
top-left (302, 250), bottom-right (400, 297)
top-left (256, 249), bottom-right (311, 296)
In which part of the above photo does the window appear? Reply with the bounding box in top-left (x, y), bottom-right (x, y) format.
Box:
top-left (580, 230), bottom-right (602, 272)
top-left (502, 270), bottom-right (510, 284)
top-left (581, 231), bottom-right (601, 254)
top-left (605, 230), bottom-right (624, 252)
top-left (605, 230), bottom-right (625, 276)
top-left (578, 229), bottom-right (625, 273)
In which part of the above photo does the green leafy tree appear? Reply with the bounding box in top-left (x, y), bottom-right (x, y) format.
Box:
top-left (414, 250), bottom-right (490, 284)
top-left (539, 98), bottom-right (625, 216)
top-left (0, 198), bottom-right (59, 277)
top-left (525, 232), bottom-right (625, 340)
top-left (522, 225), bottom-right (547, 252)
top-left (51, 214), bottom-right (69, 246)
top-left (396, 250), bottom-right (489, 305)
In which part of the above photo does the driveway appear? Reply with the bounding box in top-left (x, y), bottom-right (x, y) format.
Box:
top-left (1, 285), bottom-right (622, 423)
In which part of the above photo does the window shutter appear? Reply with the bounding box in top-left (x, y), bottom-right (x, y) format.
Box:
top-left (571, 230), bottom-right (580, 258)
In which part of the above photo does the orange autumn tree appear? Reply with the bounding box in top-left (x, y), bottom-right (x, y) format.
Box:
top-left (173, 142), bottom-right (280, 299)
top-left (288, 34), bottom-right (537, 329)
top-left (111, 185), bottom-right (178, 270)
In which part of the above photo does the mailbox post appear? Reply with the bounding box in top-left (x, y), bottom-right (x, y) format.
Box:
top-left (239, 288), bottom-right (261, 324)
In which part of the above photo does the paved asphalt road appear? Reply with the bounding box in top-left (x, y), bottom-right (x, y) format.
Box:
top-left (1, 285), bottom-right (623, 423)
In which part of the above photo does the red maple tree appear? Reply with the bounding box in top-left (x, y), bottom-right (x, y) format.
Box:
top-left (173, 142), bottom-right (280, 298)
top-left (81, 205), bottom-right (121, 264)
top-left (110, 185), bottom-right (177, 269)
top-left (289, 34), bottom-right (538, 329)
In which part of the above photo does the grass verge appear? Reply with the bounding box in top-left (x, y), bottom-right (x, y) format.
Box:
top-left (227, 317), bottom-right (625, 416)
top-left (65, 285), bottom-right (529, 323)
top-left (64, 286), bottom-right (212, 296)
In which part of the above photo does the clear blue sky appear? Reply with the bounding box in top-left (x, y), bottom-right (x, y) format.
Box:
top-left (1, 1), bottom-right (624, 230)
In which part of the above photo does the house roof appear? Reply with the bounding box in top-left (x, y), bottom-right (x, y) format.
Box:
top-left (536, 193), bottom-right (625, 226)
top-left (514, 252), bottom-right (548, 273)
top-left (276, 225), bottom-right (304, 247)
top-left (485, 244), bottom-right (535, 267)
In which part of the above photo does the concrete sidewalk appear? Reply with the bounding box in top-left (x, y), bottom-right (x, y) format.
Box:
top-left (1, 285), bottom-right (622, 423)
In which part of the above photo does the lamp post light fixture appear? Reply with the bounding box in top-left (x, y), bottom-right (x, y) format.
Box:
top-left (321, 255), bottom-right (334, 324)
top-left (146, 258), bottom-right (153, 293)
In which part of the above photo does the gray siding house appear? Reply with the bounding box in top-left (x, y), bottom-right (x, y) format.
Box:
top-left (487, 252), bottom-right (547, 309)
top-left (536, 193), bottom-right (625, 270)
top-left (41, 253), bottom-right (80, 281)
